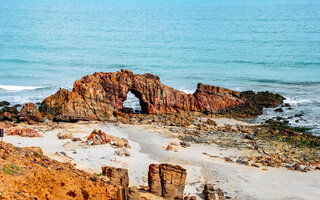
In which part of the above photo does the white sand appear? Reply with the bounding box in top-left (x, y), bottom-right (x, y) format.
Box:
top-left (4, 122), bottom-right (320, 200)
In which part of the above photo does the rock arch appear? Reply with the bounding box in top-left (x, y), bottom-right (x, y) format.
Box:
top-left (39, 69), bottom-right (284, 121)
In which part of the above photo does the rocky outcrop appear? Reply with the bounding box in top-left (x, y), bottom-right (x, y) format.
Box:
top-left (19, 103), bottom-right (43, 123)
top-left (148, 163), bottom-right (187, 200)
top-left (102, 166), bottom-right (129, 187)
top-left (5, 127), bottom-right (41, 137)
top-left (39, 88), bottom-right (71, 120)
top-left (223, 90), bottom-right (285, 117)
top-left (39, 69), bottom-right (283, 121)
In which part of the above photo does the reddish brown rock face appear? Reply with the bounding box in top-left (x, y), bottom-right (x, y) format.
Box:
top-left (5, 127), bottom-right (40, 137)
top-left (148, 163), bottom-right (187, 200)
top-left (101, 166), bottom-right (129, 188)
top-left (40, 69), bottom-right (246, 121)
top-left (19, 103), bottom-right (43, 123)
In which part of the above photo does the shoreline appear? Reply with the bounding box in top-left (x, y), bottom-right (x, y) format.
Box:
top-left (3, 119), bottom-right (320, 200)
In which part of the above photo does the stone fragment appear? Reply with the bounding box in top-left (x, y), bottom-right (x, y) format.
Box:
top-left (114, 149), bottom-right (131, 157)
top-left (203, 184), bottom-right (215, 200)
top-left (166, 145), bottom-right (173, 151)
top-left (57, 132), bottom-right (73, 139)
top-left (203, 183), bottom-right (225, 200)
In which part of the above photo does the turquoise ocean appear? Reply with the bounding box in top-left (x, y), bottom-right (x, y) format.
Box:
top-left (0, 0), bottom-right (319, 134)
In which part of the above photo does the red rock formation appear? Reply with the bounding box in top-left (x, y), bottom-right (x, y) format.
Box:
top-left (148, 163), bottom-right (187, 200)
top-left (5, 127), bottom-right (40, 137)
top-left (19, 103), bottom-right (43, 123)
top-left (86, 130), bottom-right (130, 148)
top-left (102, 166), bottom-right (129, 187)
top-left (40, 69), bottom-right (246, 121)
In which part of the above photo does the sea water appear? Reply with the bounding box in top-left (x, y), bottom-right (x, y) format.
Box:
top-left (0, 0), bottom-right (319, 134)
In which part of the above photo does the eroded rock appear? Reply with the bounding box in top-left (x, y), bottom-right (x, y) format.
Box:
top-left (102, 166), bottom-right (129, 187)
top-left (57, 132), bottom-right (73, 140)
top-left (39, 69), bottom-right (283, 121)
top-left (19, 103), bottom-right (43, 123)
top-left (5, 127), bottom-right (40, 137)
top-left (148, 163), bottom-right (187, 200)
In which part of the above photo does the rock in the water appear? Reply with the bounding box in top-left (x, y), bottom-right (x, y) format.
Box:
top-left (274, 108), bottom-right (284, 112)
top-left (0, 101), bottom-right (10, 107)
top-left (5, 127), bottom-right (40, 137)
top-left (39, 69), bottom-right (283, 121)
top-left (101, 166), bottom-right (129, 187)
top-left (148, 163), bottom-right (187, 200)
top-left (224, 90), bottom-right (285, 117)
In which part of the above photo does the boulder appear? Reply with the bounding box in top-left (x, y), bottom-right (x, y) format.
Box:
top-left (39, 88), bottom-right (71, 120)
top-left (102, 166), bottom-right (129, 187)
top-left (39, 70), bottom-right (283, 121)
top-left (148, 163), bottom-right (187, 200)
top-left (5, 127), bottom-right (40, 137)
top-left (57, 132), bottom-right (73, 139)
top-left (87, 130), bottom-right (130, 148)
top-left (87, 130), bottom-right (111, 145)
top-left (19, 103), bottom-right (43, 122)
top-left (0, 106), bottom-right (19, 121)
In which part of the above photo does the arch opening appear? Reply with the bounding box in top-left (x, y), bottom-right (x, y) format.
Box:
top-left (122, 91), bottom-right (142, 114)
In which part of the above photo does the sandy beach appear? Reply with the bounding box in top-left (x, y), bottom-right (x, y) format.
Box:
top-left (4, 120), bottom-right (320, 200)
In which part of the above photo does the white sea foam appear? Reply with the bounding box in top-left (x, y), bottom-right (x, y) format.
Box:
top-left (179, 88), bottom-right (196, 94)
top-left (0, 84), bottom-right (43, 91)
top-left (284, 97), bottom-right (311, 105)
